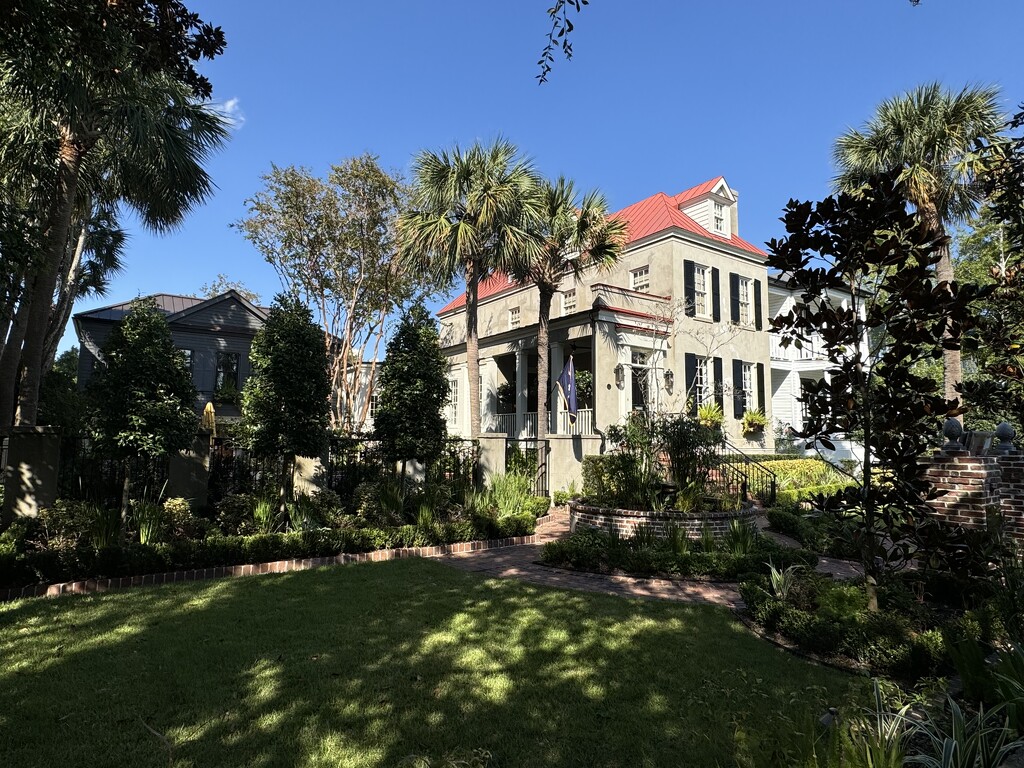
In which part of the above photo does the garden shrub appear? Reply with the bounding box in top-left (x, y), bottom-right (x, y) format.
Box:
top-left (761, 459), bottom-right (845, 490)
top-left (541, 528), bottom-right (609, 571)
top-left (775, 482), bottom-right (854, 507)
top-left (215, 494), bottom-right (257, 536)
top-left (525, 495), bottom-right (550, 518)
top-left (580, 454), bottom-right (640, 508)
top-left (489, 472), bottom-right (532, 518)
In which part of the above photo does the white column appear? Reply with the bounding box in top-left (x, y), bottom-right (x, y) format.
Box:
top-left (549, 342), bottom-right (563, 434)
top-left (515, 348), bottom-right (528, 438)
top-left (479, 357), bottom-right (497, 433)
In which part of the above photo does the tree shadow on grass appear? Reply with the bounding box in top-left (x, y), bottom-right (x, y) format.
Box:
top-left (0, 559), bottom-right (867, 768)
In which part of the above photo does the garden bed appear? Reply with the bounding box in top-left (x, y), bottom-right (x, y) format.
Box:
top-left (569, 501), bottom-right (756, 539)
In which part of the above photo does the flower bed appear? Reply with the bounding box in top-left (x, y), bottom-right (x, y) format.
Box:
top-left (570, 501), bottom-right (756, 540)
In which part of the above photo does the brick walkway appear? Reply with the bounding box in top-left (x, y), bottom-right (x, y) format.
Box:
top-left (440, 510), bottom-right (743, 609)
top-left (441, 509), bottom-right (866, 608)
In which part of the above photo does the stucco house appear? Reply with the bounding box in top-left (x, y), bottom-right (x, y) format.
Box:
top-left (436, 177), bottom-right (779, 487)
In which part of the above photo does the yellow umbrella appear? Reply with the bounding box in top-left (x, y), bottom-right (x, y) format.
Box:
top-left (202, 401), bottom-right (217, 438)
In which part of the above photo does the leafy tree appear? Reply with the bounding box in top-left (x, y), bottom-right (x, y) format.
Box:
top-left (954, 207), bottom-right (1024, 433)
top-left (399, 139), bottom-right (542, 437)
top-left (87, 299), bottom-right (198, 518)
top-left (199, 273), bottom-right (261, 305)
top-left (0, 1), bottom-right (229, 428)
top-left (236, 155), bottom-right (431, 432)
top-left (373, 302), bottom-right (450, 467)
top-left (833, 83), bottom-right (1004, 411)
top-left (767, 174), bottom-right (988, 611)
top-left (509, 177), bottom-right (626, 443)
top-left (241, 293), bottom-right (330, 510)
top-left (38, 347), bottom-right (87, 438)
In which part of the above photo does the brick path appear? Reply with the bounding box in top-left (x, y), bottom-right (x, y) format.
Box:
top-left (441, 509), bottom-right (866, 608)
top-left (441, 510), bottom-right (743, 609)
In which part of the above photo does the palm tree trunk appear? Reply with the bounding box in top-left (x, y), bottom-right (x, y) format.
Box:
top-left (0, 273), bottom-right (36, 427)
top-left (42, 221), bottom-right (88, 375)
top-left (16, 133), bottom-right (85, 426)
top-left (535, 287), bottom-right (553, 496)
top-left (922, 206), bottom-right (961, 415)
top-left (465, 259), bottom-right (480, 437)
top-left (0, 263), bottom-right (28, 362)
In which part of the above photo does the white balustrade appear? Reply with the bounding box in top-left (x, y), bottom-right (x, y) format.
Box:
top-left (558, 408), bottom-right (595, 435)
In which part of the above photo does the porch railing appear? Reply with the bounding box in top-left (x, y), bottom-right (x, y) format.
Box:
top-left (490, 409), bottom-right (596, 437)
top-left (770, 333), bottom-right (826, 362)
top-left (559, 408), bottom-right (595, 436)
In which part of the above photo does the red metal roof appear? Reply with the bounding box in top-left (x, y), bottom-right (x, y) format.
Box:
top-left (438, 178), bottom-right (766, 315)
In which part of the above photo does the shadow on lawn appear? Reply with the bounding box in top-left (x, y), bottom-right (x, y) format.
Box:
top-left (0, 559), bottom-right (864, 768)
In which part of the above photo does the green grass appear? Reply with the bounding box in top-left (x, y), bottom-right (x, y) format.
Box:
top-left (0, 559), bottom-right (867, 767)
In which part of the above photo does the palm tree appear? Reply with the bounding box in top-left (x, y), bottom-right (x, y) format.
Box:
top-left (0, 72), bottom-right (228, 426)
top-left (399, 139), bottom-right (541, 437)
top-left (833, 82), bottom-right (1003, 410)
top-left (510, 177), bottom-right (627, 443)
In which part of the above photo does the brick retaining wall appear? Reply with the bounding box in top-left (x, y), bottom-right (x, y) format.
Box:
top-left (569, 502), bottom-right (756, 539)
top-left (0, 533), bottom-right (540, 603)
top-left (922, 452), bottom-right (1001, 529)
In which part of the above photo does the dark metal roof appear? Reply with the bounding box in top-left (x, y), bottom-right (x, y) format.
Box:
top-left (75, 294), bottom-right (205, 322)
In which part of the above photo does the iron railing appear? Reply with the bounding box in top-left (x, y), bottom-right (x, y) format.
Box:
top-left (58, 436), bottom-right (170, 506)
top-left (208, 436), bottom-right (286, 503)
top-left (712, 441), bottom-right (778, 506)
top-left (506, 438), bottom-right (549, 497)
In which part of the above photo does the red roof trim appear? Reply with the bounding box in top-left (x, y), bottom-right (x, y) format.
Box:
top-left (601, 305), bottom-right (673, 323)
top-left (591, 283), bottom-right (671, 302)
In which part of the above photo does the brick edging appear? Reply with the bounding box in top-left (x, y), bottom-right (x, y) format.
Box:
top-left (0, 533), bottom-right (540, 603)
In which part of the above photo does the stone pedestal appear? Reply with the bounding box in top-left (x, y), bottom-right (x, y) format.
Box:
top-left (2, 427), bottom-right (61, 525)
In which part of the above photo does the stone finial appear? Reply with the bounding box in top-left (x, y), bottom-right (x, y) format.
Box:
top-left (993, 421), bottom-right (1017, 455)
top-left (941, 417), bottom-right (967, 454)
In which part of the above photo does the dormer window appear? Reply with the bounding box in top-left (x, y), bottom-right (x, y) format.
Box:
top-left (713, 202), bottom-right (726, 234)
top-left (631, 266), bottom-right (651, 293)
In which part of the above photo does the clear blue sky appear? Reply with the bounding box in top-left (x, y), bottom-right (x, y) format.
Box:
top-left (62, 0), bottom-right (1024, 350)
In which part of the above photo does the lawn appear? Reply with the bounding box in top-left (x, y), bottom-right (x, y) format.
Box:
top-left (0, 559), bottom-right (867, 768)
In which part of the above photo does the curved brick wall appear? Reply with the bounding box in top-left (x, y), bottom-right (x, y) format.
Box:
top-left (569, 502), bottom-right (756, 539)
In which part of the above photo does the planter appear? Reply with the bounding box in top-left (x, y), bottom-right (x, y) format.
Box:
top-left (568, 501), bottom-right (755, 540)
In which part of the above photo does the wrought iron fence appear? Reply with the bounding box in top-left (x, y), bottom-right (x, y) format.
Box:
top-left (208, 436), bottom-right (286, 503)
top-left (325, 434), bottom-right (385, 509)
top-left (58, 436), bottom-right (170, 506)
top-left (506, 438), bottom-right (549, 497)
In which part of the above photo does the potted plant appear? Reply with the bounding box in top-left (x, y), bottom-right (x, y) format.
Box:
top-left (697, 401), bottom-right (724, 431)
top-left (741, 409), bottom-right (768, 436)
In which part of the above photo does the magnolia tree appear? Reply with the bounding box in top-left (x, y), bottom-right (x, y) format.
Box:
top-left (766, 174), bottom-right (989, 611)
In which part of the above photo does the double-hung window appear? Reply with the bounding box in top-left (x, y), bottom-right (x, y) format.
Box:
top-left (713, 202), bottom-right (726, 234)
top-left (631, 266), bottom-right (650, 293)
top-left (741, 362), bottom-right (754, 411)
top-left (448, 378), bottom-right (460, 423)
top-left (694, 356), bottom-right (710, 407)
top-left (737, 277), bottom-right (752, 325)
top-left (562, 288), bottom-right (576, 314)
top-left (693, 264), bottom-right (710, 317)
top-left (509, 306), bottom-right (521, 330)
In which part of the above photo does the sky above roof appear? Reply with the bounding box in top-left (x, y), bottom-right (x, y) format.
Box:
top-left (61, 0), bottom-right (1024, 352)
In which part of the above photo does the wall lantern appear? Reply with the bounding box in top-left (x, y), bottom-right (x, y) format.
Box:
top-left (614, 363), bottom-right (625, 388)
top-left (663, 369), bottom-right (674, 391)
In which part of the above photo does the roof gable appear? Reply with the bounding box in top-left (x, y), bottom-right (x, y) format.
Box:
top-left (168, 289), bottom-right (268, 325)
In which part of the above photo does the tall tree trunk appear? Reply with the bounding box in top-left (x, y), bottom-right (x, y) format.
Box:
top-left (0, 273), bottom-right (36, 427)
top-left (42, 222), bottom-right (88, 375)
top-left (535, 287), bottom-right (553, 495)
top-left (16, 134), bottom-right (85, 426)
top-left (922, 205), bottom-right (960, 416)
top-left (465, 260), bottom-right (480, 437)
top-left (0, 263), bottom-right (28, 363)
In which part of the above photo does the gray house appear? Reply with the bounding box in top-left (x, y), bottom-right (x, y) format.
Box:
top-left (73, 290), bottom-right (267, 418)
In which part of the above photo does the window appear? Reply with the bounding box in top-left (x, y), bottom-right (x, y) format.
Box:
top-left (693, 264), bottom-right (710, 317)
top-left (741, 362), bottom-right (755, 411)
top-left (181, 348), bottom-right (194, 375)
top-left (631, 266), bottom-right (650, 293)
top-left (509, 306), bottom-right (521, 329)
top-left (631, 350), bottom-right (650, 411)
top-left (737, 277), bottom-right (752, 325)
top-left (215, 352), bottom-right (239, 392)
top-left (562, 288), bottom-right (577, 313)
top-left (368, 394), bottom-right (378, 420)
top-left (694, 356), bottom-right (710, 407)
top-left (713, 202), bottom-right (726, 233)
top-left (448, 378), bottom-right (459, 423)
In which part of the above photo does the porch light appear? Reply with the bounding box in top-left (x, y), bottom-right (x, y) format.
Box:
top-left (614, 363), bottom-right (625, 387)
top-left (663, 369), bottom-right (674, 391)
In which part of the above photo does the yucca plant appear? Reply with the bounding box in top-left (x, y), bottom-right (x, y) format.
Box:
top-left (665, 523), bottom-right (691, 555)
top-left (843, 680), bottom-right (910, 768)
top-left (462, 487), bottom-right (495, 518)
top-left (416, 504), bottom-right (435, 530)
top-left (378, 476), bottom-right (407, 520)
top-left (253, 496), bottom-right (279, 535)
top-left (909, 698), bottom-right (1021, 768)
top-left (995, 643), bottom-right (1024, 735)
top-left (725, 518), bottom-right (755, 555)
top-left (767, 560), bottom-right (802, 601)
top-left (631, 523), bottom-right (659, 550)
top-left (700, 522), bottom-right (718, 553)
top-left (132, 500), bottom-right (164, 544)
top-left (90, 503), bottom-right (122, 549)
top-left (287, 495), bottom-right (320, 533)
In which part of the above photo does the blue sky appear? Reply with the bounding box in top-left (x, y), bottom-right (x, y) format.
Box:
top-left (62, 0), bottom-right (1024, 350)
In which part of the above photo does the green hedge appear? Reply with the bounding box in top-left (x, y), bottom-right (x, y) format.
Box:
top-left (0, 513), bottom-right (536, 590)
top-left (540, 528), bottom-right (817, 581)
top-left (775, 482), bottom-right (854, 507)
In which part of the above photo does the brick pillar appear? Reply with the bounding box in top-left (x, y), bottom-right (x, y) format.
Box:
top-left (998, 451), bottom-right (1024, 541)
top-left (166, 431), bottom-right (211, 510)
top-left (923, 449), bottom-right (1001, 529)
top-left (1, 426), bottom-right (62, 525)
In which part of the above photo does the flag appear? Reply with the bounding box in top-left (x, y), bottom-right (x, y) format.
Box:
top-left (557, 355), bottom-right (578, 425)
